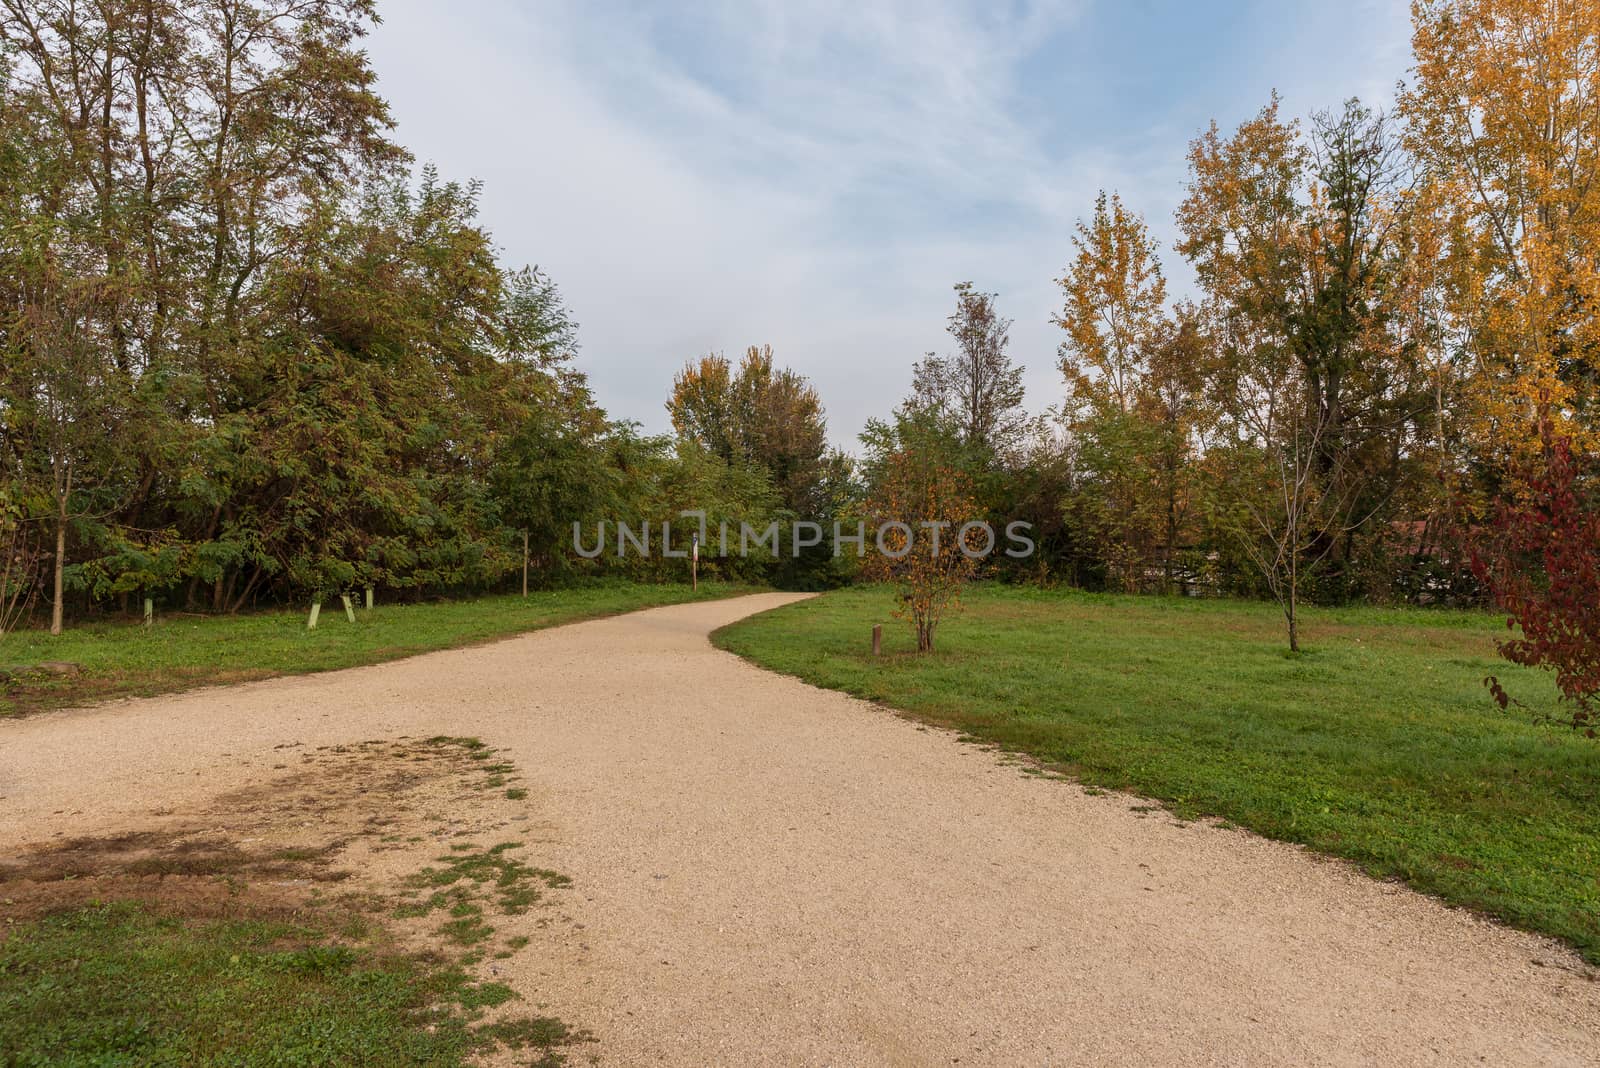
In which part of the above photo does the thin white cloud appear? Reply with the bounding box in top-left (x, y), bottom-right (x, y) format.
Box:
top-left (366, 0), bottom-right (1413, 449)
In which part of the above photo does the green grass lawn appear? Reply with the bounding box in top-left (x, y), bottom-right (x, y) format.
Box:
top-left (714, 584), bottom-right (1600, 963)
top-left (0, 891), bottom-right (582, 1068)
top-left (0, 580), bottom-right (754, 716)
top-left (0, 903), bottom-right (483, 1068)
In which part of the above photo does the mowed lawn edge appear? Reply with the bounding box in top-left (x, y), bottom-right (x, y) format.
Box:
top-left (713, 584), bottom-right (1600, 965)
top-left (0, 580), bottom-right (760, 717)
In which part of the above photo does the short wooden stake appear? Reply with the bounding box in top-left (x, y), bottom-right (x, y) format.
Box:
top-left (307, 601), bottom-right (322, 630)
top-left (142, 597), bottom-right (153, 629)
top-left (341, 594), bottom-right (355, 623)
top-left (871, 623), bottom-right (882, 656)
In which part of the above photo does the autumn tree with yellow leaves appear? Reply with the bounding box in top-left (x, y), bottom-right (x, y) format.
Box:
top-left (1404, 0), bottom-right (1600, 485)
top-left (1402, 0), bottom-right (1600, 718)
top-left (1055, 193), bottom-right (1204, 591)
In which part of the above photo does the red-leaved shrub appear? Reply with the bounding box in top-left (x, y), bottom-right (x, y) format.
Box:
top-left (1470, 409), bottom-right (1600, 736)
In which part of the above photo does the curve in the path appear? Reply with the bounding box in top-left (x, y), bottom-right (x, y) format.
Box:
top-left (2, 592), bottom-right (1596, 1066)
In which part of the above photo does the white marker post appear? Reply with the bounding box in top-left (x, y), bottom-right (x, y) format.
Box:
top-left (692, 532), bottom-right (699, 592)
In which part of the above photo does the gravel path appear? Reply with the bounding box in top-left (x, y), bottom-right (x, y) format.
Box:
top-left (2, 593), bottom-right (1597, 1066)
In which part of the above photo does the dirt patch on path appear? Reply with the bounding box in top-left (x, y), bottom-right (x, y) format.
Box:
top-left (3, 593), bottom-right (1599, 1066)
top-left (2, 737), bottom-right (487, 922)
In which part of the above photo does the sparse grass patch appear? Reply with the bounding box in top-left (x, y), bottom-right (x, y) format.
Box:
top-left (399, 841), bottom-right (571, 948)
top-left (458, 980), bottom-right (518, 1010)
top-left (440, 913), bottom-right (495, 946)
top-left (715, 583), bottom-right (1600, 963)
top-left (478, 1014), bottom-right (585, 1067)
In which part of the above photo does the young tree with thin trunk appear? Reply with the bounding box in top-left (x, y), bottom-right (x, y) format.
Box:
top-left (1177, 96), bottom-right (1427, 642)
top-left (861, 449), bottom-right (981, 654)
top-left (1209, 376), bottom-right (1365, 653)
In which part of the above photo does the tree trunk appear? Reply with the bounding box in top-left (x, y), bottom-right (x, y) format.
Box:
top-left (1287, 565), bottom-right (1300, 654)
top-left (50, 491), bottom-right (67, 635)
top-left (185, 503), bottom-right (224, 609)
top-left (0, 532), bottom-right (14, 638)
top-left (228, 566), bottom-right (264, 614)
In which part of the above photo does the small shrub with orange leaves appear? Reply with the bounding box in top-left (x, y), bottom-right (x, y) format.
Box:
top-left (861, 450), bottom-right (983, 653)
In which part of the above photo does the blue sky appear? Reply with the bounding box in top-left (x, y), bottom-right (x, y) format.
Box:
top-left (366, 0), bottom-right (1413, 448)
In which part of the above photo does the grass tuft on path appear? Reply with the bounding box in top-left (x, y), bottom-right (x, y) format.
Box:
top-left (0, 579), bottom-right (756, 716)
top-left (714, 584), bottom-right (1600, 964)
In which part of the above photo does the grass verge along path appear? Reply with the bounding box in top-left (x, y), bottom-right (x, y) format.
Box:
top-left (0, 580), bottom-right (753, 716)
top-left (714, 584), bottom-right (1600, 963)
